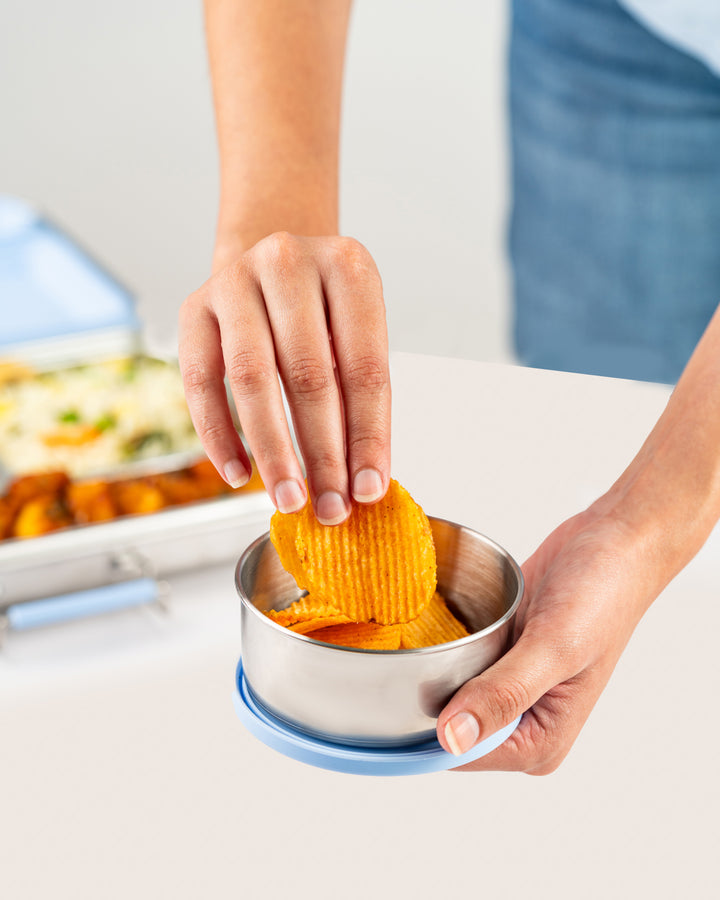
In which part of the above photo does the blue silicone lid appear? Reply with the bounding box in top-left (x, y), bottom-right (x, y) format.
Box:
top-left (233, 661), bottom-right (520, 776)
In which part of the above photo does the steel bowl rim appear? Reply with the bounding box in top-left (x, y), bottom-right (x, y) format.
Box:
top-left (235, 516), bottom-right (524, 656)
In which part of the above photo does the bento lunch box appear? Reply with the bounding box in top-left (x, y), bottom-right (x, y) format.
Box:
top-left (0, 195), bottom-right (274, 636)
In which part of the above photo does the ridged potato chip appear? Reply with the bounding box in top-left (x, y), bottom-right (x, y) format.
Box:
top-left (306, 621), bottom-right (403, 650)
top-left (270, 479), bottom-right (436, 624)
top-left (269, 512), bottom-right (306, 585)
top-left (266, 595), bottom-right (352, 633)
top-left (400, 592), bottom-right (470, 649)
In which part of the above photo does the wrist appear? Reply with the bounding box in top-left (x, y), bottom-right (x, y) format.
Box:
top-left (213, 209), bottom-right (339, 274)
top-left (591, 457), bottom-right (719, 603)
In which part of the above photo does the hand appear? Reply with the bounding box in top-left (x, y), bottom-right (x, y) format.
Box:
top-left (437, 505), bottom-right (660, 774)
top-left (178, 232), bottom-right (391, 525)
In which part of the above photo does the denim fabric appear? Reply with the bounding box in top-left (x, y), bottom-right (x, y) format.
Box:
top-left (509, 0), bottom-right (720, 383)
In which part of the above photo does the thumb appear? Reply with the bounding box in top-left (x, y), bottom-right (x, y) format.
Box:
top-left (437, 631), bottom-right (568, 756)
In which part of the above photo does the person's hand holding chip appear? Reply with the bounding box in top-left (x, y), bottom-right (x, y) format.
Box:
top-left (178, 1), bottom-right (390, 526)
top-left (179, 234), bottom-right (391, 526)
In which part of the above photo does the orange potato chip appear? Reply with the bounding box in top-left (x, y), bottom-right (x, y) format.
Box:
top-left (400, 592), bottom-right (470, 649)
top-left (288, 617), bottom-right (352, 635)
top-left (270, 479), bottom-right (436, 625)
top-left (265, 595), bottom-right (352, 632)
top-left (269, 510), bottom-right (306, 585)
top-left (306, 621), bottom-right (403, 650)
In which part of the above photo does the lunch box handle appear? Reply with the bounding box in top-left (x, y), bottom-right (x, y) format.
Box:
top-left (2, 577), bottom-right (162, 632)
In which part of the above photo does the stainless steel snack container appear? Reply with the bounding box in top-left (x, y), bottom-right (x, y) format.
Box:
top-left (236, 517), bottom-right (524, 748)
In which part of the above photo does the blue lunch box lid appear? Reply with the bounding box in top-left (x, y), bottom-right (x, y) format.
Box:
top-left (233, 660), bottom-right (521, 777)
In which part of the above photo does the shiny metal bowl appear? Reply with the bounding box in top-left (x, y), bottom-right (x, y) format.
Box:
top-left (235, 517), bottom-right (523, 748)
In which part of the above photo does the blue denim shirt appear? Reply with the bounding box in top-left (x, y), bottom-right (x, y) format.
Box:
top-left (509, 0), bottom-right (720, 384)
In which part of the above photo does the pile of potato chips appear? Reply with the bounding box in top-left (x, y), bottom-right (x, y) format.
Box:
top-left (268, 479), bottom-right (470, 649)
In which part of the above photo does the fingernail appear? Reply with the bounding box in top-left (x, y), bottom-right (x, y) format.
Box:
top-left (223, 459), bottom-right (249, 489)
top-left (445, 712), bottom-right (480, 756)
top-left (316, 491), bottom-right (349, 526)
top-left (352, 468), bottom-right (384, 503)
top-left (275, 479), bottom-right (306, 514)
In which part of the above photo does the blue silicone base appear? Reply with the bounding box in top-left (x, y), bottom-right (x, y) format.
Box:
top-left (233, 661), bottom-right (520, 776)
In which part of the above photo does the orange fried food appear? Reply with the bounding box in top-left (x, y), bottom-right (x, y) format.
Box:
top-left (187, 458), bottom-right (264, 495)
top-left (266, 596), bottom-right (353, 634)
top-left (0, 497), bottom-right (15, 539)
top-left (0, 454), bottom-right (264, 543)
top-left (270, 479), bottom-right (436, 625)
top-left (12, 495), bottom-right (73, 538)
top-left (400, 592), bottom-right (470, 649)
top-left (7, 471), bottom-right (70, 506)
top-left (66, 480), bottom-right (117, 524)
top-left (238, 465), bottom-right (265, 493)
top-left (149, 472), bottom-right (207, 505)
top-left (110, 480), bottom-right (166, 516)
top-left (306, 621), bottom-right (403, 650)
top-left (185, 458), bottom-right (230, 497)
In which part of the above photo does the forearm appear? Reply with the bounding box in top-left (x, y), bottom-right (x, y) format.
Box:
top-left (205, 0), bottom-right (352, 268)
top-left (598, 304), bottom-right (720, 599)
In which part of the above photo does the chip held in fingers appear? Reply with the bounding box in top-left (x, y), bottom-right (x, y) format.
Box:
top-left (266, 478), bottom-right (473, 649)
top-left (270, 478), bottom-right (436, 625)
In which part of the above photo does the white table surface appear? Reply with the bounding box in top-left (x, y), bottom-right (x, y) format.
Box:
top-left (1, 352), bottom-right (718, 900)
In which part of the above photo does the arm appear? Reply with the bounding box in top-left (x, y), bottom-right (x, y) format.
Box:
top-left (180, 0), bottom-right (391, 524)
top-left (206, 0), bottom-right (350, 266)
top-left (438, 305), bottom-right (720, 772)
top-left (602, 303), bottom-right (720, 579)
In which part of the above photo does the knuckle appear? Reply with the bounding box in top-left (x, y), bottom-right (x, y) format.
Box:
top-left (344, 355), bottom-right (389, 393)
top-left (181, 360), bottom-right (213, 397)
top-left (303, 448), bottom-right (347, 486)
top-left (178, 290), bottom-right (205, 329)
top-left (219, 256), bottom-right (252, 291)
top-left (256, 231), bottom-right (303, 272)
top-left (226, 350), bottom-right (275, 399)
top-left (347, 430), bottom-right (385, 459)
top-left (194, 416), bottom-right (229, 449)
top-left (528, 758), bottom-right (563, 777)
top-left (285, 357), bottom-right (334, 401)
top-left (304, 448), bottom-right (345, 475)
top-left (486, 677), bottom-right (531, 725)
top-left (251, 435), bottom-right (291, 467)
top-left (527, 736), bottom-right (571, 775)
top-left (330, 236), bottom-right (375, 280)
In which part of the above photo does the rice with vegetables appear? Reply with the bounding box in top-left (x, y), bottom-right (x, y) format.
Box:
top-left (0, 357), bottom-right (201, 477)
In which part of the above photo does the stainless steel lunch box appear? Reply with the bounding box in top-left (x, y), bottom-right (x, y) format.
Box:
top-left (236, 517), bottom-right (524, 748)
top-left (0, 199), bottom-right (275, 631)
